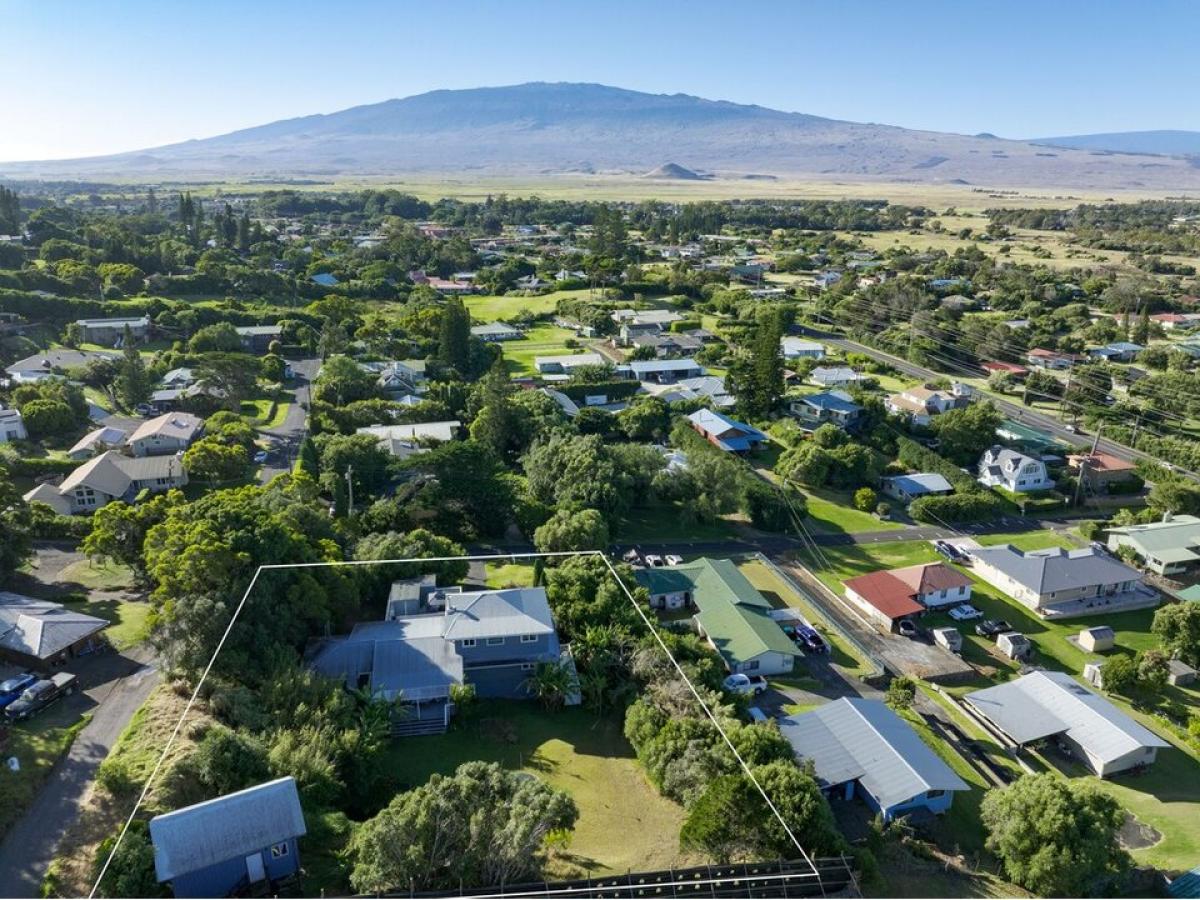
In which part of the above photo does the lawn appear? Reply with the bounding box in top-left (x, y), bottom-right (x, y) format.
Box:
top-left (0, 705), bottom-right (91, 841)
top-left (615, 502), bottom-right (741, 543)
top-left (61, 595), bottom-right (152, 651)
top-left (56, 558), bottom-right (135, 592)
top-left (484, 562), bottom-right (538, 588)
top-left (499, 324), bottom-right (590, 376)
top-left (801, 488), bottom-right (904, 535)
top-left (809, 540), bottom-right (942, 596)
top-left (465, 288), bottom-right (592, 322)
top-left (378, 702), bottom-right (693, 879)
top-left (974, 529), bottom-right (1082, 552)
top-left (737, 558), bottom-right (876, 678)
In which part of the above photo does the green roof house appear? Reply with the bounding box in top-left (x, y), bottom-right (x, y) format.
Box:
top-left (637, 558), bottom-right (798, 676)
top-left (1107, 513), bottom-right (1200, 576)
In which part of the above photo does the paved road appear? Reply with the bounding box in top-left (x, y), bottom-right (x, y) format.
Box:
top-left (257, 356), bottom-right (319, 482)
top-left (0, 650), bottom-right (160, 898)
top-left (810, 329), bottom-right (1197, 481)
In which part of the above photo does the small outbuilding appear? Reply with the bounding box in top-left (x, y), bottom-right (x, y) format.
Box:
top-left (1078, 625), bottom-right (1115, 653)
top-left (150, 777), bottom-right (306, 898)
top-left (1168, 658), bottom-right (1197, 687)
top-left (997, 632), bottom-right (1032, 661)
top-left (932, 627), bottom-right (962, 654)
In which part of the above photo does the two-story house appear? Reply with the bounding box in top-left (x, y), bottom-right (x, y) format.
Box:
top-left (309, 581), bottom-right (571, 733)
top-left (789, 390), bottom-right (862, 430)
top-left (127, 412), bottom-right (204, 457)
top-left (885, 384), bottom-right (971, 427)
top-left (977, 446), bottom-right (1054, 493)
top-left (23, 451), bottom-right (188, 515)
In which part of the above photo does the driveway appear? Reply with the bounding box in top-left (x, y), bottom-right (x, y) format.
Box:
top-left (257, 356), bottom-right (318, 483)
top-left (0, 648), bottom-right (160, 898)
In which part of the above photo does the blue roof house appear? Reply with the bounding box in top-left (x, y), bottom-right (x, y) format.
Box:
top-left (686, 408), bottom-right (767, 454)
top-left (789, 390), bottom-right (862, 430)
top-left (149, 777), bottom-right (306, 898)
top-left (310, 582), bottom-right (568, 733)
top-left (779, 698), bottom-right (969, 822)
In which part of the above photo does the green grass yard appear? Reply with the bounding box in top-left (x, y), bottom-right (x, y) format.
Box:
top-left (615, 502), bottom-right (741, 543)
top-left (484, 562), bottom-right (538, 588)
top-left (801, 488), bottom-right (904, 535)
top-left (464, 288), bottom-right (592, 322)
top-left (61, 594), bottom-right (152, 651)
top-left (379, 702), bottom-right (693, 879)
top-left (0, 706), bottom-right (91, 841)
top-left (55, 559), bottom-right (135, 592)
top-left (499, 324), bottom-right (590, 376)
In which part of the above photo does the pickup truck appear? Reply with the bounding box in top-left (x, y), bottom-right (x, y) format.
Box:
top-left (723, 673), bottom-right (768, 696)
top-left (4, 672), bottom-right (77, 722)
top-left (0, 673), bottom-right (38, 712)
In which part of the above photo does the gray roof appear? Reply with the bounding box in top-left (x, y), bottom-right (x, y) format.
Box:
top-left (628, 357), bottom-right (703, 374)
top-left (0, 592), bottom-right (109, 660)
top-left (778, 698), bottom-right (968, 810)
top-left (969, 545), bottom-right (1141, 594)
top-left (442, 588), bottom-right (556, 640)
top-left (150, 777), bottom-right (306, 882)
top-left (234, 325), bottom-right (282, 336)
top-left (884, 473), bottom-right (953, 495)
top-left (470, 321), bottom-right (521, 336)
top-left (965, 670), bottom-right (1169, 761)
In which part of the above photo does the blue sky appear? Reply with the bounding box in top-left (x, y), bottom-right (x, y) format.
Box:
top-left (3, 0), bottom-right (1198, 160)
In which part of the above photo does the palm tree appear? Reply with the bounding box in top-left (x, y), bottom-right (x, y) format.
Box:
top-left (522, 661), bottom-right (578, 711)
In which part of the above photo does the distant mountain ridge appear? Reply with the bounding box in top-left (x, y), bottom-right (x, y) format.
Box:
top-left (1030, 130), bottom-right (1200, 156)
top-left (5, 82), bottom-right (1200, 190)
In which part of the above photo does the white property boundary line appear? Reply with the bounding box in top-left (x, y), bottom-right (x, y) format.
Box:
top-left (90, 550), bottom-right (823, 897)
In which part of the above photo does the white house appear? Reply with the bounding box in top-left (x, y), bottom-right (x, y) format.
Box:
top-left (357, 421), bottom-right (461, 459)
top-left (127, 413), bottom-right (205, 458)
top-left (0, 405), bottom-right (27, 443)
top-left (885, 385), bottom-right (970, 427)
top-left (780, 337), bottom-right (826, 360)
top-left (881, 473), bottom-right (954, 503)
top-left (977, 446), bottom-right (1054, 493)
top-left (23, 451), bottom-right (187, 515)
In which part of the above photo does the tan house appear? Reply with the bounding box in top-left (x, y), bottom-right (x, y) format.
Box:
top-left (127, 412), bottom-right (204, 457)
top-left (23, 451), bottom-right (187, 515)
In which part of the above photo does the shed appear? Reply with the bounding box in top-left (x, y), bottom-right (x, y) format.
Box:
top-left (1079, 625), bottom-right (1115, 652)
top-left (150, 777), bottom-right (306, 898)
top-left (997, 632), bottom-right (1032, 661)
top-left (1168, 658), bottom-right (1197, 687)
top-left (1083, 660), bottom-right (1104, 688)
top-left (932, 627), bottom-right (962, 654)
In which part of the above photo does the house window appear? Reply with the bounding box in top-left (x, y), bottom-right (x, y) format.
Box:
top-left (520, 662), bottom-right (536, 671)
top-left (520, 634), bottom-right (537, 643)
top-left (461, 638), bottom-right (476, 648)
top-left (745, 660), bottom-right (760, 671)
top-left (270, 842), bottom-right (290, 859)
top-left (927, 789), bottom-right (946, 799)
top-left (486, 637), bottom-right (504, 646)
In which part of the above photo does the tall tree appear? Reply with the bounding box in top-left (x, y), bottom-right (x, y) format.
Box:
top-left (114, 339), bottom-right (151, 409)
top-left (438, 296), bottom-right (472, 375)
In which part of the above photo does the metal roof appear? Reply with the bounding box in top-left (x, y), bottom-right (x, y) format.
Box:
top-left (0, 592), bottom-right (109, 660)
top-left (778, 698), bottom-right (969, 810)
top-left (150, 777), bottom-right (306, 882)
top-left (965, 670), bottom-right (1169, 761)
top-left (969, 544), bottom-right (1141, 595)
top-left (884, 473), bottom-right (953, 495)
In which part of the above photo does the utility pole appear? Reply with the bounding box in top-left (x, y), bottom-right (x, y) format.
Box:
top-left (345, 464), bottom-right (354, 516)
top-left (1073, 425), bottom-right (1102, 509)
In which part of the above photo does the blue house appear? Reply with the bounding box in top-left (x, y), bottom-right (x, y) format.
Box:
top-left (789, 390), bottom-right (862, 430)
top-left (778, 698), bottom-right (968, 822)
top-left (149, 777), bottom-right (306, 898)
top-left (309, 582), bottom-right (570, 732)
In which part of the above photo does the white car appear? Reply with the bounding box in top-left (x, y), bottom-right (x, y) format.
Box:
top-left (949, 604), bottom-right (983, 621)
top-left (723, 673), bottom-right (768, 695)
top-left (664, 554), bottom-right (683, 566)
top-left (643, 554), bottom-right (664, 567)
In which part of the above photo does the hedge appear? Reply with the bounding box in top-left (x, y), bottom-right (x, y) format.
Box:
top-left (559, 379), bottom-right (642, 404)
top-left (895, 435), bottom-right (980, 494)
top-left (909, 491), bottom-right (1011, 524)
top-left (5, 455), bottom-right (80, 478)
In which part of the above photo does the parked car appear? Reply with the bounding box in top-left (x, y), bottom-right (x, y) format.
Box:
top-left (253, 450), bottom-right (270, 464)
top-left (0, 673), bottom-right (38, 711)
top-left (975, 618), bottom-right (1013, 639)
top-left (134, 403), bottom-right (154, 417)
top-left (5, 673), bottom-right (77, 722)
top-left (897, 619), bottom-right (920, 638)
top-left (723, 673), bottom-right (768, 696)
top-left (663, 554), bottom-right (683, 566)
top-left (934, 541), bottom-right (957, 561)
top-left (621, 549), bottom-right (641, 564)
top-left (948, 604), bottom-right (983, 621)
top-left (795, 624), bottom-right (828, 654)
top-left (643, 554), bottom-right (664, 568)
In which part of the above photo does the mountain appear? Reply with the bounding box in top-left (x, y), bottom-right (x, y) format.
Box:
top-left (643, 162), bottom-right (708, 180)
top-left (1031, 130), bottom-right (1200, 156)
top-left (5, 82), bottom-right (1200, 189)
